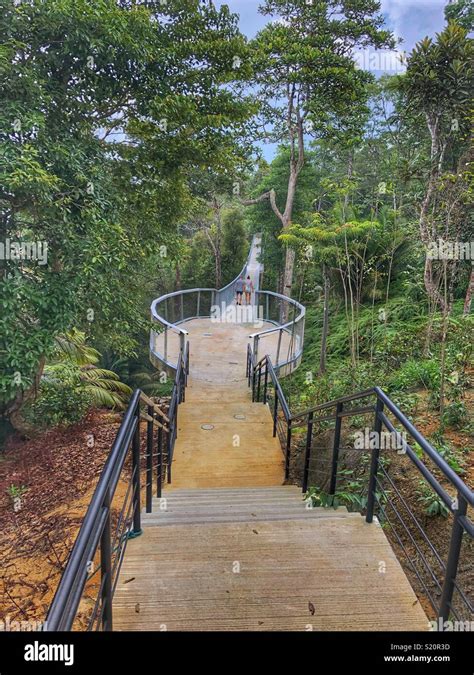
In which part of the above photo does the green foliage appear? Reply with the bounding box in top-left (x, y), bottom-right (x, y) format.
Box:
top-left (24, 364), bottom-right (93, 429)
top-left (0, 0), bottom-right (254, 425)
top-left (429, 431), bottom-right (466, 474)
top-left (305, 477), bottom-right (368, 513)
top-left (441, 401), bottom-right (469, 430)
top-left (445, 0), bottom-right (474, 31)
top-left (7, 483), bottom-right (27, 503)
top-left (416, 481), bottom-right (450, 518)
top-left (389, 360), bottom-right (441, 392)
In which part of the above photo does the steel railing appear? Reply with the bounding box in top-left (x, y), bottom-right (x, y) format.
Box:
top-left (248, 349), bottom-right (474, 625)
top-left (150, 234), bottom-right (305, 377)
top-left (45, 346), bottom-right (189, 631)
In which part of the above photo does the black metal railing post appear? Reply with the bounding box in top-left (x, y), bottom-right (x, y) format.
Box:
top-left (257, 363), bottom-right (262, 402)
top-left (167, 425), bottom-right (172, 484)
top-left (329, 402), bottom-right (343, 496)
top-left (157, 425), bottom-right (163, 499)
top-left (263, 361), bottom-right (269, 404)
top-left (273, 394), bottom-right (278, 437)
top-left (439, 493), bottom-right (468, 622)
top-left (252, 364), bottom-right (257, 402)
top-left (100, 489), bottom-right (113, 631)
top-left (146, 404), bottom-right (153, 513)
top-left (131, 408), bottom-right (142, 535)
top-left (366, 397), bottom-right (384, 523)
top-left (285, 419), bottom-right (292, 480)
top-left (302, 412), bottom-right (314, 494)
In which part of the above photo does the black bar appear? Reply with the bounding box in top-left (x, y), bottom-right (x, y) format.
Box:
top-left (257, 363), bottom-right (262, 402)
top-left (285, 420), bottom-right (292, 480)
top-left (273, 395), bottom-right (278, 438)
top-left (131, 407), bottom-right (142, 535)
top-left (263, 362), bottom-right (269, 404)
top-left (302, 411), bottom-right (314, 493)
top-left (46, 390), bottom-right (141, 631)
top-left (157, 425), bottom-right (163, 499)
top-left (146, 405), bottom-right (154, 513)
top-left (329, 401), bottom-right (343, 495)
top-left (375, 387), bottom-right (473, 506)
top-left (366, 397), bottom-right (384, 523)
top-left (439, 493), bottom-right (468, 622)
top-left (100, 491), bottom-right (113, 631)
top-left (167, 427), bottom-right (172, 484)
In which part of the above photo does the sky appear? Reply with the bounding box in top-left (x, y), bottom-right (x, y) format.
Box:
top-left (215, 0), bottom-right (448, 47)
top-left (214, 0), bottom-right (449, 159)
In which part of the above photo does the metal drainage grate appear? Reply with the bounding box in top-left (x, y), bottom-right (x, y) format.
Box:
top-left (233, 414), bottom-right (246, 420)
top-left (201, 424), bottom-right (215, 431)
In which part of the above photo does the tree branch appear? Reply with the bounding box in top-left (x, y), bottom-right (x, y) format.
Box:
top-left (240, 189), bottom-right (284, 225)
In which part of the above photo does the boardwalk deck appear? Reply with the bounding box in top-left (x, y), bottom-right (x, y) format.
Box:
top-left (114, 310), bottom-right (429, 632)
top-left (115, 507), bottom-right (429, 631)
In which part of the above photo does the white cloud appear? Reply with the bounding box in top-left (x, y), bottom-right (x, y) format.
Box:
top-left (381, 0), bottom-right (447, 46)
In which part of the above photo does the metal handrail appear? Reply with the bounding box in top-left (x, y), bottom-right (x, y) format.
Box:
top-left (248, 349), bottom-right (474, 624)
top-left (248, 290), bottom-right (305, 338)
top-left (45, 348), bottom-right (189, 632)
top-left (150, 235), bottom-right (306, 377)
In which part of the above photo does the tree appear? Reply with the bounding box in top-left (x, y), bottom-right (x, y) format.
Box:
top-left (244, 0), bottom-right (393, 306)
top-left (445, 0), bottom-right (474, 30)
top-left (399, 22), bottom-right (473, 311)
top-left (0, 0), bottom-right (254, 430)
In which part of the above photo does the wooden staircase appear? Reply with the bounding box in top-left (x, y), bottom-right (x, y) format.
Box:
top-left (141, 486), bottom-right (357, 526)
top-left (114, 489), bottom-right (429, 631)
top-left (113, 369), bottom-right (429, 631)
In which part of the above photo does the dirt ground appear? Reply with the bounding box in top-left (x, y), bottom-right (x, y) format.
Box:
top-left (0, 409), bottom-right (123, 627)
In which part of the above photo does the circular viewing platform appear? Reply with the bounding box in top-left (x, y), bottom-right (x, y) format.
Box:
top-left (152, 315), bottom-right (294, 384)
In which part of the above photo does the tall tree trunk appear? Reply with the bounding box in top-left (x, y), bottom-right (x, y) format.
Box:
top-left (241, 113), bottom-right (305, 320)
top-left (319, 265), bottom-right (330, 375)
top-left (463, 268), bottom-right (474, 315)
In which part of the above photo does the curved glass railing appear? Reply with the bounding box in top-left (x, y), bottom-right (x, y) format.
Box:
top-left (249, 290), bottom-right (305, 376)
top-left (150, 234), bottom-right (305, 376)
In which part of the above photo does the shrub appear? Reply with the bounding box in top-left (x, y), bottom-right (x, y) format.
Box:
top-left (24, 364), bottom-right (92, 428)
top-left (441, 401), bottom-right (469, 430)
top-left (389, 359), bottom-right (441, 392)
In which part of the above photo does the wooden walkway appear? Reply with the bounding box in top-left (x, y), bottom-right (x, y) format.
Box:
top-left (168, 381), bottom-right (284, 488)
top-left (114, 488), bottom-right (428, 631)
top-left (114, 327), bottom-right (429, 632)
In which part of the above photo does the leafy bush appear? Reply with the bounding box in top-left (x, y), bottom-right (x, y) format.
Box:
top-left (24, 364), bottom-right (92, 428)
top-left (389, 359), bottom-right (440, 392)
top-left (416, 481), bottom-right (449, 518)
top-left (441, 401), bottom-right (469, 430)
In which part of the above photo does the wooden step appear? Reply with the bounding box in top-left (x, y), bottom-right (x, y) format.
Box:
top-left (142, 486), bottom-right (353, 526)
top-left (114, 517), bottom-right (429, 631)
